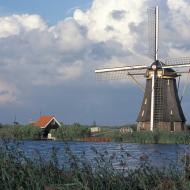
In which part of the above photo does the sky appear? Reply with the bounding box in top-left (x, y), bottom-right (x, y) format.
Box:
top-left (0, 0), bottom-right (190, 125)
top-left (0, 0), bottom-right (92, 24)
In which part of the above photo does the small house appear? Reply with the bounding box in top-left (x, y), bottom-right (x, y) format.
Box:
top-left (34, 115), bottom-right (61, 139)
top-left (90, 127), bottom-right (101, 133)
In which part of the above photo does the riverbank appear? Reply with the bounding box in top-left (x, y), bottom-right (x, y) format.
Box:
top-left (103, 130), bottom-right (190, 144)
top-left (0, 139), bottom-right (190, 190)
top-left (0, 123), bottom-right (90, 141)
top-left (1, 124), bottom-right (190, 144)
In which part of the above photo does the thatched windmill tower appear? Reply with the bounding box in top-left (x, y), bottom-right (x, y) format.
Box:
top-left (95, 6), bottom-right (190, 132)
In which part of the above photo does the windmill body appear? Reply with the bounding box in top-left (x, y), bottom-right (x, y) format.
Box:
top-left (137, 60), bottom-right (186, 131)
top-left (95, 6), bottom-right (190, 132)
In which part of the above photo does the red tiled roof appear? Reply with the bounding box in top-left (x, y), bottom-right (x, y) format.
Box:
top-left (34, 115), bottom-right (54, 128)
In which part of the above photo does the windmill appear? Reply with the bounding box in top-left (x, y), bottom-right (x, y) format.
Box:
top-left (95, 6), bottom-right (190, 132)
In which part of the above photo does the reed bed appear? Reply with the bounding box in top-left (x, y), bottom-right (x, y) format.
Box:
top-left (0, 123), bottom-right (91, 141)
top-left (0, 125), bottom-right (41, 140)
top-left (51, 123), bottom-right (91, 140)
top-left (0, 139), bottom-right (190, 190)
top-left (118, 131), bottom-right (190, 144)
top-left (1, 123), bottom-right (190, 144)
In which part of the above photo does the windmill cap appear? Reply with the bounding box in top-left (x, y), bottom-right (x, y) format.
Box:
top-left (150, 60), bottom-right (163, 70)
top-left (148, 60), bottom-right (178, 77)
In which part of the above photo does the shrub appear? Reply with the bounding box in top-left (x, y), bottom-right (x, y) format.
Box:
top-left (52, 123), bottom-right (91, 140)
top-left (0, 125), bottom-right (41, 140)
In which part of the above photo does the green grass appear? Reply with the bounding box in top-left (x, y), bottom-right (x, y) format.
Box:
top-left (0, 125), bottom-right (41, 140)
top-left (113, 130), bottom-right (190, 144)
top-left (94, 126), bottom-right (190, 144)
top-left (51, 123), bottom-right (91, 140)
top-left (1, 123), bottom-right (190, 144)
top-left (0, 123), bottom-right (91, 141)
top-left (0, 140), bottom-right (190, 190)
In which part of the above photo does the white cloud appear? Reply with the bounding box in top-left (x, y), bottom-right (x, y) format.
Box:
top-left (0, 14), bottom-right (88, 91)
top-left (0, 14), bottom-right (46, 38)
top-left (166, 0), bottom-right (190, 52)
top-left (74, 0), bottom-right (148, 50)
top-left (167, 0), bottom-right (190, 19)
top-left (50, 19), bottom-right (89, 53)
top-left (0, 0), bottom-right (190, 105)
top-left (57, 61), bottom-right (83, 81)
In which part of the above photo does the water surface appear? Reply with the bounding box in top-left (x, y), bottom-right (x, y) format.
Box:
top-left (17, 140), bottom-right (190, 169)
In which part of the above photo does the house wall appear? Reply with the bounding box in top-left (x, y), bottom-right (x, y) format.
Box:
top-left (41, 120), bottom-right (60, 138)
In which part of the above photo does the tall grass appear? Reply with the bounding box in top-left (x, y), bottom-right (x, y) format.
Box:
top-left (51, 123), bottom-right (91, 140)
top-left (99, 129), bottom-right (190, 144)
top-left (1, 123), bottom-right (190, 144)
top-left (119, 131), bottom-right (190, 144)
top-left (0, 125), bottom-right (41, 140)
top-left (0, 123), bottom-right (90, 141)
top-left (0, 140), bottom-right (190, 190)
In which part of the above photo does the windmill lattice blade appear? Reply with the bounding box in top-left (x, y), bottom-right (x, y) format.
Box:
top-left (165, 57), bottom-right (190, 65)
top-left (96, 70), bottom-right (146, 81)
top-left (95, 65), bottom-right (148, 80)
top-left (96, 70), bottom-right (129, 80)
top-left (147, 7), bottom-right (159, 60)
top-left (163, 57), bottom-right (190, 69)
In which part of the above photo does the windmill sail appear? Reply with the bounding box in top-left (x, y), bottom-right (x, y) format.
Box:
top-left (148, 6), bottom-right (159, 61)
top-left (95, 65), bottom-right (147, 80)
top-left (163, 57), bottom-right (190, 69)
top-left (148, 8), bottom-right (156, 59)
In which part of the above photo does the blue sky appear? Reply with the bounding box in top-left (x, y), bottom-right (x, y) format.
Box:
top-left (0, 0), bottom-right (189, 125)
top-left (0, 0), bottom-right (92, 24)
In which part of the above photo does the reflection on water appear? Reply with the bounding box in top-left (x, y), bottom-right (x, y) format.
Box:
top-left (17, 140), bottom-right (190, 169)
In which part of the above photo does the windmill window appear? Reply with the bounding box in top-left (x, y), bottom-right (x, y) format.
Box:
top-left (142, 110), bottom-right (144, 117)
top-left (144, 98), bottom-right (147, 104)
top-left (170, 110), bottom-right (173, 115)
top-left (168, 80), bottom-right (170, 86)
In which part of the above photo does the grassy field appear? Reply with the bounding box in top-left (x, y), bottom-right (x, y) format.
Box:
top-left (1, 123), bottom-right (190, 144)
top-left (0, 139), bottom-right (190, 190)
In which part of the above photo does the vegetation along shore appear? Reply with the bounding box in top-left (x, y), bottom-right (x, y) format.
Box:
top-left (1, 123), bottom-right (190, 144)
top-left (1, 139), bottom-right (190, 190)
